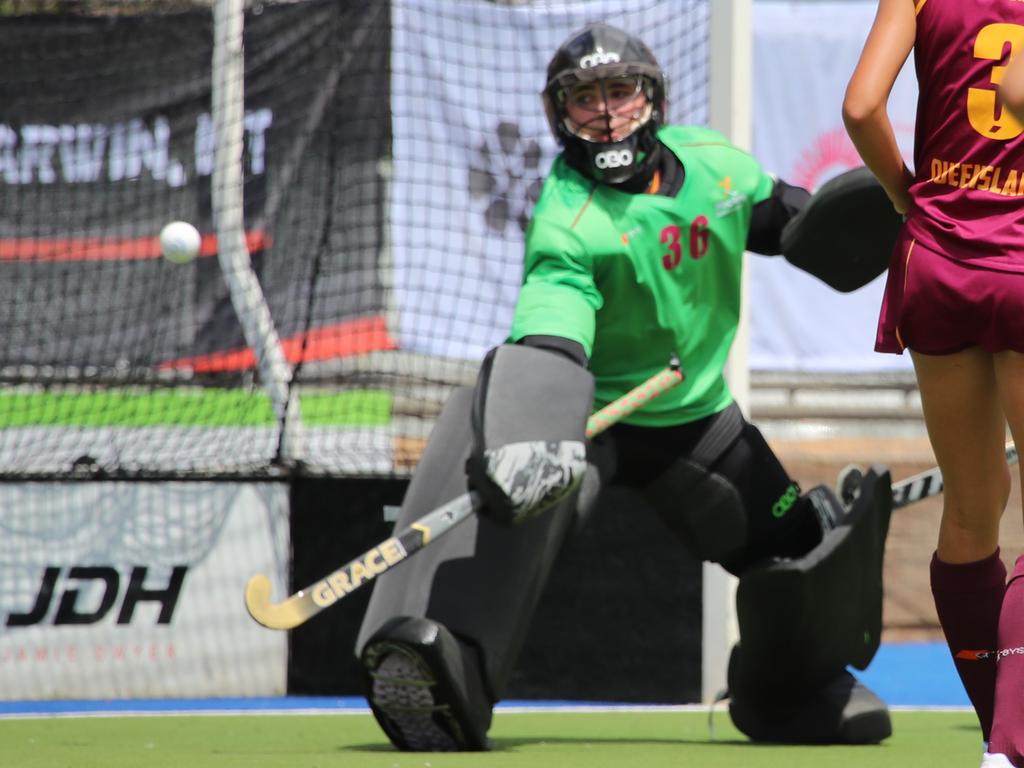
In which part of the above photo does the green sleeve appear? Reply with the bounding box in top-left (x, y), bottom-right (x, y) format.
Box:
top-left (508, 218), bottom-right (601, 357)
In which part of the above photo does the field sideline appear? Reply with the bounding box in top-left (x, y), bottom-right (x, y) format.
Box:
top-left (0, 706), bottom-right (981, 768)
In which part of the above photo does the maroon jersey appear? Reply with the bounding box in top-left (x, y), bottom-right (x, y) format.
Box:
top-left (907, 0), bottom-right (1024, 272)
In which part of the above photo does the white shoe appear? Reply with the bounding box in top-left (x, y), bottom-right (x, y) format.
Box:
top-left (981, 753), bottom-right (1016, 768)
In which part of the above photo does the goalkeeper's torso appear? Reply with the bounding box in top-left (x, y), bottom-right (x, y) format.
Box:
top-left (510, 125), bottom-right (774, 427)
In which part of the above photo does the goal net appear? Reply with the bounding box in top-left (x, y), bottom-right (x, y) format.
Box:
top-left (0, 0), bottom-right (722, 704)
top-left (0, 0), bottom-right (711, 479)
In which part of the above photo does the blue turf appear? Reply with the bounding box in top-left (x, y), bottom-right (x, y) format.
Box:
top-left (852, 641), bottom-right (970, 707)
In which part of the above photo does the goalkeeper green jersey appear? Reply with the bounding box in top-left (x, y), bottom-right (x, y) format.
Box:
top-left (509, 125), bottom-right (775, 427)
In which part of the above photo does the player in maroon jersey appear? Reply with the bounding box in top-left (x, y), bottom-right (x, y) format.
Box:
top-left (844, 2), bottom-right (1024, 766)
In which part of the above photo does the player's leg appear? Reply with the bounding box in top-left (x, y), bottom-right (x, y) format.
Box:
top-left (638, 412), bottom-right (893, 743)
top-left (915, 348), bottom-right (1010, 562)
top-left (987, 350), bottom-right (1024, 766)
top-left (913, 347), bottom-right (1010, 748)
top-left (355, 344), bottom-right (595, 751)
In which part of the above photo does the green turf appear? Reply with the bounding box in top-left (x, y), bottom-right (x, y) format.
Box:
top-left (0, 389), bottom-right (392, 427)
top-left (0, 709), bottom-right (982, 768)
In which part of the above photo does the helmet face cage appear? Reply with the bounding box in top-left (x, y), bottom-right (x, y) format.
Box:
top-left (556, 74), bottom-right (655, 144)
top-left (543, 23), bottom-right (666, 185)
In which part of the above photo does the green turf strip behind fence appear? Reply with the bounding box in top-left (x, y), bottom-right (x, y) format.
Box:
top-left (0, 389), bottom-right (392, 428)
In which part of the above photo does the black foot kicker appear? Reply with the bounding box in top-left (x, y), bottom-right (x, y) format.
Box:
top-left (728, 647), bottom-right (892, 744)
top-left (361, 616), bottom-right (492, 751)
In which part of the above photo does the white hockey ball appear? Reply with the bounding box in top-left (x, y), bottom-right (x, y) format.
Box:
top-left (159, 220), bottom-right (201, 264)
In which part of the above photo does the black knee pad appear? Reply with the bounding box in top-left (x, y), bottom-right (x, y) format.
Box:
top-left (645, 458), bottom-right (748, 563)
top-left (644, 411), bottom-right (823, 570)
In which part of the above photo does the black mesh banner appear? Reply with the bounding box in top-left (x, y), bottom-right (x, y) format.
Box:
top-left (0, 1), bottom-right (391, 375)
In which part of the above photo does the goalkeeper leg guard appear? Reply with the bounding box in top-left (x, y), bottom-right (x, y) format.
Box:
top-left (357, 376), bottom-right (585, 715)
top-left (727, 466), bottom-right (894, 744)
top-left (362, 616), bottom-right (492, 751)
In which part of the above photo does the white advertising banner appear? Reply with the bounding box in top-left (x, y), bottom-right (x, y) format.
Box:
top-left (391, 0), bottom-right (918, 372)
top-left (390, 0), bottom-right (708, 360)
top-left (0, 482), bottom-right (289, 699)
top-left (749, 2), bottom-right (918, 372)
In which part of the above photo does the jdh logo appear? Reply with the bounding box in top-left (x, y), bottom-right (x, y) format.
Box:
top-left (6, 566), bottom-right (188, 627)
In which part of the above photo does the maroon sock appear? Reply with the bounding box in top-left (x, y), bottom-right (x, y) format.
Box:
top-left (989, 555), bottom-right (1024, 763)
top-left (930, 549), bottom-right (1006, 742)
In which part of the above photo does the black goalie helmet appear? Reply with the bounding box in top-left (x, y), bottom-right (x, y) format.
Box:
top-left (542, 22), bottom-right (666, 185)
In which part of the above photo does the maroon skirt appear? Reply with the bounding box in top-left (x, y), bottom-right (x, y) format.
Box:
top-left (876, 230), bottom-right (1024, 355)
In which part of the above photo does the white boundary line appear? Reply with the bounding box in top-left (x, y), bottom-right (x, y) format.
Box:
top-left (0, 700), bottom-right (972, 721)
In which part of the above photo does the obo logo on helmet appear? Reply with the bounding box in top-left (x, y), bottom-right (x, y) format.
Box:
top-left (594, 149), bottom-right (634, 169)
top-left (579, 48), bottom-right (621, 69)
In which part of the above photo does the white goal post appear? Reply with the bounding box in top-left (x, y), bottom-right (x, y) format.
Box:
top-left (212, 0), bottom-right (304, 464)
top-left (704, 0), bottom-right (752, 705)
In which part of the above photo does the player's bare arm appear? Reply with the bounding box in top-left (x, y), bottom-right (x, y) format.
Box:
top-left (842, 0), bottom-right (916, 213)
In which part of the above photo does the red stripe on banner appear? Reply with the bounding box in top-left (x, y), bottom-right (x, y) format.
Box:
top-left (159, 315), bottom-right (398, 372)
top-left (0, 230), bottom-right (269, 262)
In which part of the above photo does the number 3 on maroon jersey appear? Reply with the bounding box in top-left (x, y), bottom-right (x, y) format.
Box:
top-left (970, 22), bottom-right (1024, 140)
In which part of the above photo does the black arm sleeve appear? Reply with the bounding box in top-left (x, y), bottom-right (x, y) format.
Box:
top-left (746, 179), bottom-right (811, 255)
top-left (517, 335), bottom-right (588, 368)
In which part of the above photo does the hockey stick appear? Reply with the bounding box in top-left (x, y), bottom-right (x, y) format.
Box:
top-left (837, 441), bottom-right (1019, 510)
top-left (244, 358), bottom-right (685, 630)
